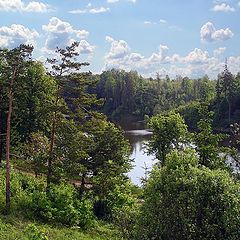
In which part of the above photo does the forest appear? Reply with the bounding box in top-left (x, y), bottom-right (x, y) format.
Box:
top-left (0, 43), bottom-right (239, 240)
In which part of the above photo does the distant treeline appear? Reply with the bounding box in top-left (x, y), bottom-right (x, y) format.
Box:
top-left (92, 68), bottom-right (240, 129)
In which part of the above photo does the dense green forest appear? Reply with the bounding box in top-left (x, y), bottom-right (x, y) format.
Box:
top-left (94, 67), bottom-right (240, 129)
top-left (0, 43), bottom-right (240, 239)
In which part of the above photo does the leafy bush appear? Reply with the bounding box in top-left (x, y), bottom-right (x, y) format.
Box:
top-left (31, 182), bottom-right (94, 227)
top-left (0, 169), bottom-right (93, 227)
top-left (0, 169), bottom-right (41, 213)
top-left (136, 149), bottom-right (240, 240)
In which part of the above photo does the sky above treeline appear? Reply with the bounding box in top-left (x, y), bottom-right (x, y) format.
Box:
top-left (0, 0), bottom-right (240, 79)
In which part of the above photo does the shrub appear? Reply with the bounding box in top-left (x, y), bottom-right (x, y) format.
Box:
top-left (31, 182), bottom-right (94, 227)
top-left (136, 149), bottom-right (240, 240)
top-left (0, 169), bottom-right (41, 213)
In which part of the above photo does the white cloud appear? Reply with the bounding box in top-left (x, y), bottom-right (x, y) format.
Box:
top-left (0, 24), bottom-right (39, 48)
top-left (104, 36), bottom-right (240, 78)
top-left (212, 3), bottom-right (235, 12)
top-left (106, 36), bottom-right (114, 42)
top-left (68, 9), bottom-right (87, 14)
top-left (159, 19), bottom-right (167, 24)
top-left (184, 48), bottom-right (209, 64)
top-left (0, 0), bottom-right (51, 12)
top-left (228, 56), bottom-right (240, 74)
top-left (105, 37), bottom-right (130, 60)
top-left (89, 7), bottom-right (110, 14)
top-left (105, 37), bottom-right (172, 73)
top-left (148, 45), bottom-right (170, 64)
top-left (78, 39), bottom-right (95, 54)
top-left (200, 22), bottom-right (233, 42)
top-left (42, 17), bottom-right (93, 54)
top-left (69, 6), bottom-right (110, 14)
top-left (144, 21), bottom-right (156, 25)
top-left (213, 47), bottom-right (226, 57)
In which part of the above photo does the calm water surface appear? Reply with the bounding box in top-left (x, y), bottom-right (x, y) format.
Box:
top-left (119, 120), bottom-right (240, 185)
top-left (119, 120), bottom-right (156, 186)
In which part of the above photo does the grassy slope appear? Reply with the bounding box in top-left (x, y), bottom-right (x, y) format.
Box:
top-left (0, 165), bottom-right (122, 240)
top-left (0, 214), bottom-right (121, 240)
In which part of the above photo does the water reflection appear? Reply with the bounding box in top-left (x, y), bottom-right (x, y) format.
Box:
top-left (121, 122), bottom-right (156, 186)
top-left (120, 120), bottom-right (240, 185)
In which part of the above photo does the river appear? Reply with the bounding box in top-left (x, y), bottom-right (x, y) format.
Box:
top-left (120, 120), bottom-right (239, 186)
top-left (119, 120), bottom-right (156, 186)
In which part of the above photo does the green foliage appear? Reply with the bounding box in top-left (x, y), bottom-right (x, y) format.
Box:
top-left (1, 43), bottom-right (240, 240)
top-left (194, 103), bottom-right (228, 169)
top-left (0, 168), bottom-right (43, 213)
top-left (137, 149), bottom-right (240, 240)
top-left (31, 182), bottom-right (94, 227)
top-left (0, 214), bottom-right (121, 240)
top-left (93, 180), bottom-right (136, 221)
top-left (24, 224), bottom-right (48, 240)
top-left (13, 62), bottom-right (56, 143)
top-left (95, 70), bottom-right (216, 120)
top-left (0, 169), bottom-right (93, 227)
top-left (214, 64), bottom-right (240, 126)
top-left (148, 112), bottom-right (189, 165)
top-left (23, 132), bottom-right (49, 177)
top-left (176, 101), bottom-right (201, 130)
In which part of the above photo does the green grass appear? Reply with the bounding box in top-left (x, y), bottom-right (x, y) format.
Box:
top-left (0, 214), bottom-right (122, 240)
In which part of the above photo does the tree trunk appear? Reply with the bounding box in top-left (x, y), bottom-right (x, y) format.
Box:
top-left (79, 172), bottom-right (86, 199)
top-left (5, 67), bottom-right (16, 214)
top-left (47, 83), bottom-right (61, 191)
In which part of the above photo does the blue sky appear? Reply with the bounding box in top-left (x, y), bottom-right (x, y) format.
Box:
top-left (0, 0), bottom-right (240, 78)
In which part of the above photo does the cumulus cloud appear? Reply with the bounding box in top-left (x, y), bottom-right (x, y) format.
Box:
top-left (200, 22), bottom-right (233, 42)
top-left (105, 36), bottom-right (130, 60)
top-left (184, 48), bottom-right (209, 64)
top-left (213, 47), bottom-right (226, 57)
top-left (0, 0), bottom-right (52, 12)
top-left (228, 56), bottom-right (240, 74)
top-left (0, 24), bottom-right (39, 48)
top-left (105, 36), bottom-right (172, 72)
top-left (78, 40), bottom-right (95, 54)
top-left (212, 3), bottom-right (235, 12)
top-left (42, 17), bottom-right (94, 54)
top-left (148, 45), bottom-right (170, 63)
top-left (104, 36), bottom-right (240, 78)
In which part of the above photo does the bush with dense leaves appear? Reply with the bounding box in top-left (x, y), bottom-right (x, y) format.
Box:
top-left (31, 182), bottom-right (93, 227)
top-left (136, 150), bottom-right (240, 240)
top-left (0, 168), bottom-right (41, 213)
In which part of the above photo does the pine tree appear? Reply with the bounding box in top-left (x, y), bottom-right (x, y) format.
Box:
top-left (0, 44), bottom-right (33, 213)
top-left (46, 42), bottom-right (100, 188)
top-left (216, 61), bottom-right (237, 123)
